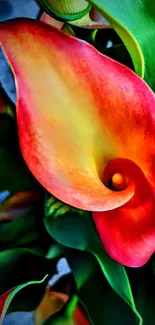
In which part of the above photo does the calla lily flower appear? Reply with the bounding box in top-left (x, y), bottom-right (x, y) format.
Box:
top-left (1, 18), bottom-right (155, 267)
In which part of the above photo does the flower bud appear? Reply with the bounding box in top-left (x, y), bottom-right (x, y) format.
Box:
top-left (38, 0), bottom-right (92, 21)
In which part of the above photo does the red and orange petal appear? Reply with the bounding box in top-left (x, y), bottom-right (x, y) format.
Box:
top-left (1, 18), bottom-right (155, 215)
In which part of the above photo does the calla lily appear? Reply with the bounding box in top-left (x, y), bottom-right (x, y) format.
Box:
top-left (1, 18), bottom-right (155, 266)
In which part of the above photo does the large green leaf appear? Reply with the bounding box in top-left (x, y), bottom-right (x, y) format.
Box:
top-left (0, 275), bottom-right (48, 324)
top-left (68, 250), bottom-right (141, 325)
top-left (44, 196), bottom-right (142, 324)
top-left (0, 214), bottom-right (39, 248)
top-left (88, 0), bottom-right (155, 90)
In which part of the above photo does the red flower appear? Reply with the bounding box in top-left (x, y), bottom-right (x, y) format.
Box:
top-left (1, 18), bottom-right (155, 266)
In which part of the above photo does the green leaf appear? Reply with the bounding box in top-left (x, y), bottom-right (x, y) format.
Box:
top-left (45, 193), bottom-right (86, 220)
top-left (88, 0), bottom-right (155, 89)
top-left (45, 244), bottom-right (64, 259)
top-left (44, 201), bottom-right (142, 324)
top-left (0, 248), bottom-right (56, 296)
top-left (87, 0), bottom-right (144, 79)
top-left (0, 210), bottom-right (51, 254)
top-left (87, 0), bottom-right (155, 90)
top-left (68, 250), bottom-right (141, 325)
top-left (0, 192), bottom-right (52, 256)
top-left (0, 275), bottom-right (49, 324)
